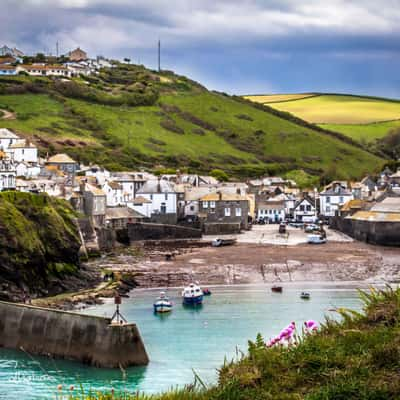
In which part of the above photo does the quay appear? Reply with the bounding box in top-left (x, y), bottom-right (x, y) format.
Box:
top-left (0, 301), bottom-right (149, 368)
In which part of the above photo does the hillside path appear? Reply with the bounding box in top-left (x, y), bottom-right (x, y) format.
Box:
top-left (0, 109), bottom-right (16, 120)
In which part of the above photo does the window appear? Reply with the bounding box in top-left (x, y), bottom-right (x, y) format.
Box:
top-left (306, 205), bottom-right (311, 211)
top-left (203, 201), bottom-right (208, 208)
top-left (210, 201), bottom-right (216, 208)
top-left (165, 193), bottom-right (168, 201)
top-left (300, 205), bottom-right (305, 211)
top-left (339, 196), bottom-right (344, 203)
top-left (161, 202), bottom-right (166, 214)
top-left (236, 208), bottom-right (242, 217)
top-left (326, 196), bottom-right (331, 203)
top-left (190, 205), bottom-right (195, 211)
top-left (224, 207), bottom-right (231, 217)
top-left (150, 194), bottom-right (153, 200)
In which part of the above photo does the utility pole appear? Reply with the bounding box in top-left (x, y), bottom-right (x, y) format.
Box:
top-left (158, 39), bottom-right (161, 72)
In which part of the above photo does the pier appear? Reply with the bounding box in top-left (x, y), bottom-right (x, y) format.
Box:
top-left (0, 301), bottom-right (149, 368)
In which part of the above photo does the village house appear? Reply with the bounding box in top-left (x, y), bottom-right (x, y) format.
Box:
top-left (84, 165), bottom-right (111, 186)
top-left (17, 64), bottom-right (72, 77)
top-left (0, 65), bottom-right (17, 76)
top-left (46, 153), bottom-right (79, 174)
top-left (128, 196), bottom-right (152, 218)
top-left (0, 129), bottom-right (19, 151)
top-left (68, 47), bottom-right (88, 62)
top-left (7, 139), bottom-right (38, 163)
top-left (105, 206), bottom-right (145, 229)
top-left (293, 195), bottom-right (317, 222)
top-left (72, 182), bottom-right (107, 227)
top-left (17, 178), bottom-right (63, 197)
top-left (199, 192), bottom-right (249, 231)
top-left (257, 199), bottom-right (286, 223)
top-left (0, 45), bottom-right (23, 58)
top-left (319, 182), bottom-right (354, 217)
top-left (103, 181), bottom-right (124, 207)
top-left (134, 179), bottom-right (178, 224)
top-left (15, 162), bottom-right (41, 178)
top-left (0, 154), bottom-right (16, 191)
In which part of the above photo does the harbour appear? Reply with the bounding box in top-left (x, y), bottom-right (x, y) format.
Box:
top-left (0, 283), bottom-right (364, 399)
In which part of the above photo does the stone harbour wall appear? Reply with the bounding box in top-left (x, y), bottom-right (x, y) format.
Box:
top-left (0, 301), bottom-right (149, 368)
top-left (128, 222), bottom-right (202, 242)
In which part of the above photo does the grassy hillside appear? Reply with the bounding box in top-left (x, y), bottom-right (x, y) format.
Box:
top-left (0, 68), bottom-right (384, 183)
top-left (246, 93), bottom-right (400, 146)
top-left (70, 287), bottom-right (400, 399)
top-left (0, 192), bottom-right (81, 300)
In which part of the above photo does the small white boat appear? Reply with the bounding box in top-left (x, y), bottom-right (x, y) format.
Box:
top-left (300, 291), bottom-right (311, 300)
top-left (307, 234), bottom-right (326, 244)
top-left (153, 291), bottom-right (173, 313)
top-left (182, 282), bottom-right (203, 305)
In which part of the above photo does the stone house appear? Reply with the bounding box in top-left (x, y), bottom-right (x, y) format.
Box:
top-left (105, 207), bottom-right (145, 229)
top-left (81, 183), bottom-right (106, 227)
top-left (199, 192), bottom-right (249, 230)
top-left (68, 47), bottom-right (88, 61)
top-left (47, 153), bottom-right (79, 174)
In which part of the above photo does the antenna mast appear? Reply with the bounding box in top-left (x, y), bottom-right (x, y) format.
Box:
top-left (158, 39), bottom-right (161, 72)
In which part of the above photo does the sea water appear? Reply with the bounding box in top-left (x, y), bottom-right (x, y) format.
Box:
top-left (0, 283), bottom-right (365, 399)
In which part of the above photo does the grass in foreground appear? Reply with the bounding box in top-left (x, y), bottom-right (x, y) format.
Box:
top-left (63, 286), bottom-right (400, 400)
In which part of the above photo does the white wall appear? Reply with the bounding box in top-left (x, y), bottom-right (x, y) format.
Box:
top-left (12, 147), bottom-right (38, 163)
top-left (320, 194), bottom-right (353, 217)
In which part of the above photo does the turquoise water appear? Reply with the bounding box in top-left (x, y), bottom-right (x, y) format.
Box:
top-left (0, 283), bottom-right (364, 399)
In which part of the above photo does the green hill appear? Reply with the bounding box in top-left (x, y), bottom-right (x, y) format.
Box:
top-left (246, 93), bottom-right (400, 144)
top-left (0, 67), bottom-right (384, 184)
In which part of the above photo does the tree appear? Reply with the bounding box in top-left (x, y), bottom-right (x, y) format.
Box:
top-left (123, 58), bottom-right (131, 64)
top-left (210, 169), bottom-right (229, 182)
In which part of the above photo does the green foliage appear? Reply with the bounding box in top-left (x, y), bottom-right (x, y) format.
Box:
top-left (0, 192), bottom-right (81, 289)
top-left (0, 66), bottom-right (384, 180)
top-left (210, 169), bottom-right (229, 182)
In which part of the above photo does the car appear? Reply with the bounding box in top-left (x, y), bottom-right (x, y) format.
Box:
top-left (304, 224), bottom-right (319, 233)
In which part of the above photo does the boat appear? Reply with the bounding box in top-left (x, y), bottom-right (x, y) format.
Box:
top-left (271, 285), bottom-right (283, 293)
top-left (212, 238), bottom-right (237, 247)
top-left (300, 291), bottom-right (310, 300)
top-left (203, 288), bottom-right (212, 296)
top-left (307, 234), bottom-right (327, 244)
top-left (182, 282), bottom-right (204, 305)
top-left (153, 291), bottom-right (173, 313)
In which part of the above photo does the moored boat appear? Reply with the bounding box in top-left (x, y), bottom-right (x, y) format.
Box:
top-left (212, 238), bottom-right (237, 247)
top-left (153, 291), bottom-right (173, 313)
top-left (300, 291), bottom-right (310, 300)
top-left (271, 285), bottom-right (283, 293)
top-left (307, 234), bottom-right (326, 244)
top-left (182, 282), bottom-right (203, 305)
top-left (203, 288), bottom-right (212, 296)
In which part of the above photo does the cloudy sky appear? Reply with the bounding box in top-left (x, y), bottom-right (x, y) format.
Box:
top-left (2, 0), bottom-right (400, 96)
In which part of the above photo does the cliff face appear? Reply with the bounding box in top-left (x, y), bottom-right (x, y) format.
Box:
top-left (0, 192), bottom-right (82, 300)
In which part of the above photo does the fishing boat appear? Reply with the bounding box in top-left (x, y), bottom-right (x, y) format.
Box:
top-left (300, 291), bottom-right (310, 300)
top-left (153, 291), bottom-right (173, 313)
top-left (182, 282), bottom-right (203, 305)
top-left (271, 285), bottom-right (283, 293)
top-left (307, 234), bottom-right (326, 244)
top-left (203, 288), bottom-right (212, 296)
top-left (212, 238), bottom-right (237, 247)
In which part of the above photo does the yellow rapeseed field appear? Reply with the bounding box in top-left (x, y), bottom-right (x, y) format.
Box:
top-left (244, 93), bottom-right (315, 104)
top-left (266, 94), bottom-right (400, 124)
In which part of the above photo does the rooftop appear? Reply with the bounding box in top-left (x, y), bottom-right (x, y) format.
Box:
top-left (105, 207), bottom-right (145, 220)
top-left (0, 128), bottom-right (19, 139)
top-left (47, 153), bottom-right (76, 164)
top-left (348, 210), bottom-right (400, 222)
top-left (137, 179), bottom-right (176, 194)
top-left (371, 197), bottom-right (400, 213)
top-left (8, 139), bottom-right (36, 149)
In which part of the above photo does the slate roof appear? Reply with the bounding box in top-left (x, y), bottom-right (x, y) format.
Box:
top-left (105, 207), bottom-right (145, 220)
top-left (0, 128), bottom-right (19, 139)
top-left (371, 197), bottom-right (400, 213)
top-left (137, 179), bottom-right (176, 194)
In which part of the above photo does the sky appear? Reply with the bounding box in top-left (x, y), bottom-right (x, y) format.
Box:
top-left (2, 0), bottom-right (400, 97)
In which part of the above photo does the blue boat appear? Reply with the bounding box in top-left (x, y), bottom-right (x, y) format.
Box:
top-left (153, 291), bottom-right (173, 313)
top-left (182, 283), bottom-right (203, 305)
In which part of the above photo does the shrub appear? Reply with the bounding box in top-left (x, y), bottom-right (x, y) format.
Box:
top-left (160, 118), bottom-right (184, 134)
top-left (210, 168), bottom-right (229, 182)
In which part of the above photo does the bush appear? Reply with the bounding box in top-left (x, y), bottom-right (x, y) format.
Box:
top-left (160, 118), bottom-right (184, 134)
top-left (210, 168), bottom-right (229, 182)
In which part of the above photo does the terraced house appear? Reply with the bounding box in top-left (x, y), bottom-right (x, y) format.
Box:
top-left (199, 191), bottom-right (249, 233)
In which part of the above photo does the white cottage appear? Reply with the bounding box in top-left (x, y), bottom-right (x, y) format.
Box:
top-left (0, 128), bottom-right (19, 151)
top-left (319, 183), bottom-right (354, 217)
top-left (0, 157), bottom-right (16, 191)
top-left (8, 139), bottom-right (38, 163)
top-left (293, 196), bottom-right (317, 222)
